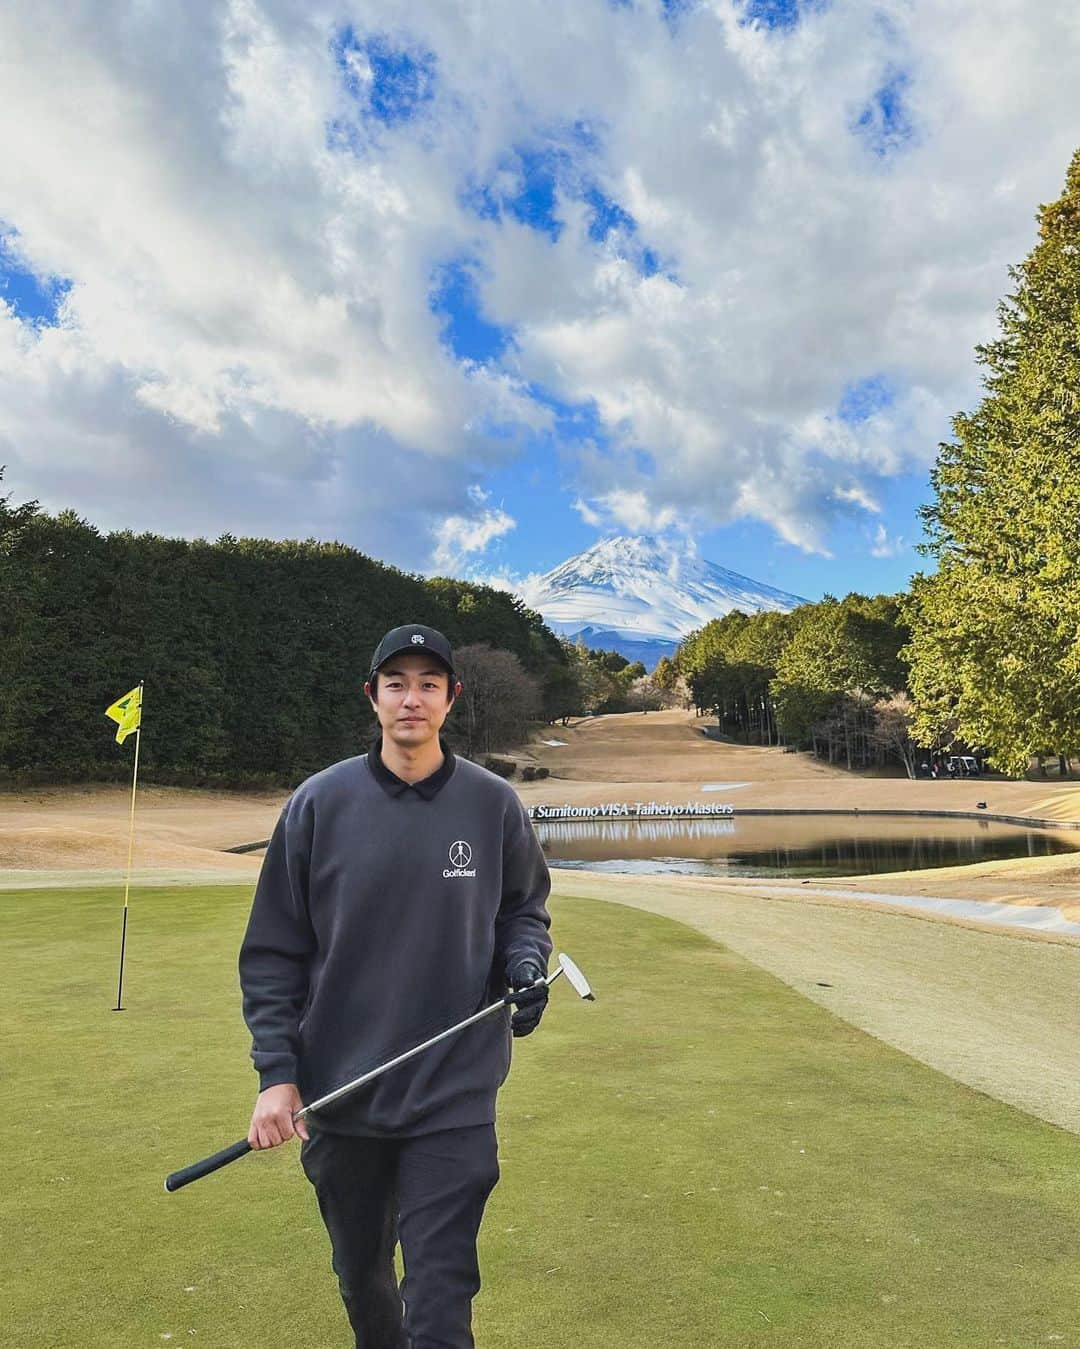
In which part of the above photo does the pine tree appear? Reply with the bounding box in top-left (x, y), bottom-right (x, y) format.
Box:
top-left (905, 148), bottom-right (1080, 775)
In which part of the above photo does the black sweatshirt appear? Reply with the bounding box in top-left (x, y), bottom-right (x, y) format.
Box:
top-left (238, 741), bottom-right (552, 1137)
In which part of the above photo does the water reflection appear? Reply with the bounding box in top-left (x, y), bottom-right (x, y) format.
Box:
top-left (536, 815), bottom-right (1078, 879)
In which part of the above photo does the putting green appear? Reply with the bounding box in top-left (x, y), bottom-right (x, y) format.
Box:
top-left (2, 884), bottom-right (1078, 1347)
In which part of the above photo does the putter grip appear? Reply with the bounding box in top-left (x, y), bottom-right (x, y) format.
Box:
top-left (165, 1138), bottom-right (251, 1192)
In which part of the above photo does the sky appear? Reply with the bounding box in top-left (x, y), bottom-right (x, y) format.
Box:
top-left (2, 1), bottom-right (1079, 606)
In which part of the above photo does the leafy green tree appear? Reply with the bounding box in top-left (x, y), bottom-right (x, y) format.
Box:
top-left (568, 643), bottom-right (615, 713)
top-left (591, 649), bottom-right (630, 675)
top-left (652, 655), bottom-right (678, 692)
top-left (904, 148), bottom-right (1080, 776)
top-left (771, 594), bottom-right (909, 763)
top-left (680, 609), bottom-right (799, 742)
top-left (677, 619), bottom-right (734, 715)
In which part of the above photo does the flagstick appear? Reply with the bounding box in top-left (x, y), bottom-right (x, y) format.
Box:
top-left (113, 683), bottom-right (144, 1012)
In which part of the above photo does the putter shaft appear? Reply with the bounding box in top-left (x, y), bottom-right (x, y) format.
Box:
top-left (296, 966), bottom-right (564, 1120)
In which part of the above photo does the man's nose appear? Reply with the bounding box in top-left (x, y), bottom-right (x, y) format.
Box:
top-left (402, 684), bottom-right (422, 705)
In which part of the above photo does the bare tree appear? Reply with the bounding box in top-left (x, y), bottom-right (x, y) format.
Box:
top-left (452, 644), bottom-right (541, 758)
top-left (630, 673), bottom-right (666, 711)
top-left (574, 657), bottom-right (614, 715)
top-left (871, 692), bottom-right (919, 778)
top-left (639, 659), bottom-right (691, 710)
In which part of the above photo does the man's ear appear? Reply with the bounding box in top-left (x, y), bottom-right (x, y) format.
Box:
top-left (453, 680), bottom-right (463, 698)
top-left (363, 680), bottom-right (373, 700)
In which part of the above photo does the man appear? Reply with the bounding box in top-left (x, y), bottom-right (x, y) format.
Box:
top-left (239, 623), bottom-right (552, 1347)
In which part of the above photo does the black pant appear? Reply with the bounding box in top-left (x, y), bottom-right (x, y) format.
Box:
top-left (300, 1124), bottom-right (500, 1349)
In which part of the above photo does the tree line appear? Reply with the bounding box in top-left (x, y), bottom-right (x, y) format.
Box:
top-left (675, 595), bottom-right (917, 773)
top-left (0, 495), bottom-right (572, 786)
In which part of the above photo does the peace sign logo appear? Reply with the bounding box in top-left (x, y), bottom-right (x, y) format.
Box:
top-left (449, 840), bottom-right (472, 868)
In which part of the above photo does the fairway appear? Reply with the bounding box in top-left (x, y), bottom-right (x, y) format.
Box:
top-left (3, 885), bottom-right (1079, 1347)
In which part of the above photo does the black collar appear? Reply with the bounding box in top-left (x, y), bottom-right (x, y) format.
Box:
top-left (367, 736), bottom-right (456, 800)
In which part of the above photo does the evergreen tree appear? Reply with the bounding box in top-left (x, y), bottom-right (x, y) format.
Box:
top-left (905, 148), bottom-right (1080, 775)
top-left (652, 656), bottom-right (678, 692)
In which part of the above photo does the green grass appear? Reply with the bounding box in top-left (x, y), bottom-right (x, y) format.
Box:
top-left (2, 884), bottom-right (1078, 1348)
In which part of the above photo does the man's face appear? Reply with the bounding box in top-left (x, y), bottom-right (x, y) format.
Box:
top-left (366, 652), bottom-right (455, 748)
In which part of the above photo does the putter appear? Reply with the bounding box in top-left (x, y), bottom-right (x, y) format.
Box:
top-left (165, 952), bottom-right (595, 1193)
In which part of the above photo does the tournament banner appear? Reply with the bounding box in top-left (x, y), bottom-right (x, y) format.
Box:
top-left (528, 801), bottom-right (736, 821)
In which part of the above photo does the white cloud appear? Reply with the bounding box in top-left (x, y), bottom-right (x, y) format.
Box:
top-left (834, 485), bottom-right (882, 515)
top-left (431, 495), bottom-right (516, 571)
top-left (467, 566), bottom-right (547, 607)
top-left (1, 0), bottom-right (1078, 567)
top-left (571, 487), bottom-right (683, 536)
top-left (0, 1), bottom-right (530, 566)
top-left (870, 523), bottom-right (906, 558)
top-left (571, 497), bottom-right (604, 528)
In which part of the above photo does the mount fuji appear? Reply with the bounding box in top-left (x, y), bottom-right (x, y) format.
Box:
top-left (523, 536), bottom-right (807, 670)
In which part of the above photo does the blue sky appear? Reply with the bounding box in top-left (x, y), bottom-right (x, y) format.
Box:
top-left (0, 234), bottom-right (70, 325)
top-left (2, 0), bottom-right (1076, 613)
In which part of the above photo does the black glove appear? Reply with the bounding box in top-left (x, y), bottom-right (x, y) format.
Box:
top-left (506, 959), bottom-right (548, 1038)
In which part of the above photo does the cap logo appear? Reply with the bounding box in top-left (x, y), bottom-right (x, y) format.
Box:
top-left (411, 633), bottom-right (425, 644)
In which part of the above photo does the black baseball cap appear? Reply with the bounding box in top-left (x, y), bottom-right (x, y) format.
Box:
top-left (369, 624), bottom-right (457, 682)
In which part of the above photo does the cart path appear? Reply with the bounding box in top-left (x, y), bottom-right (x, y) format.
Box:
top-left (555, 871), bottom-right (1080, 1136)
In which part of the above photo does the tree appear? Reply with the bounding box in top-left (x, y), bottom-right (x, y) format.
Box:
top-left (628, 672), bottom-right (664, 712)
top-left (678, 609), bottom-right (804, 741)
top-left (451, 644), bottom-right (540, 758)
top-left (904, 148), bottom-right (1080, 776)
top-left (575, 656), bottom-right (616, 714)
top-left (678, 618), bottom-right (738, 719)
top-left (771, 594), bottom-right (909, 763)
top-left (871, 693), bottom-right (919, 779)
top-left (540, 650), bottom-right (583, 724)
top-left (652, 656), bottom-right (678, 692)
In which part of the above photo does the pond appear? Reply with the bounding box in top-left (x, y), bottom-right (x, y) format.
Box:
top-left (535, 814), bottom-right (1079, 879)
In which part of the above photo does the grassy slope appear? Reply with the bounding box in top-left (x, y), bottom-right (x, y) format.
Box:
top-left (2, 884), bottom-right (1077, 1348)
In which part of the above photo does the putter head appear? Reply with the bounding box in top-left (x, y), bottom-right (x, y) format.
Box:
top-left (557, 951), bottom-right (596, 1000)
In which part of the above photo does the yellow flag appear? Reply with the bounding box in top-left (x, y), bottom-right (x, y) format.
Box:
top-left (104, 685), bottom-right (142, 745)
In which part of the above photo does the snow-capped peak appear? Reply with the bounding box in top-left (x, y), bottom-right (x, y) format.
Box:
top-left (523, 535), bottom-right (806, 655)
